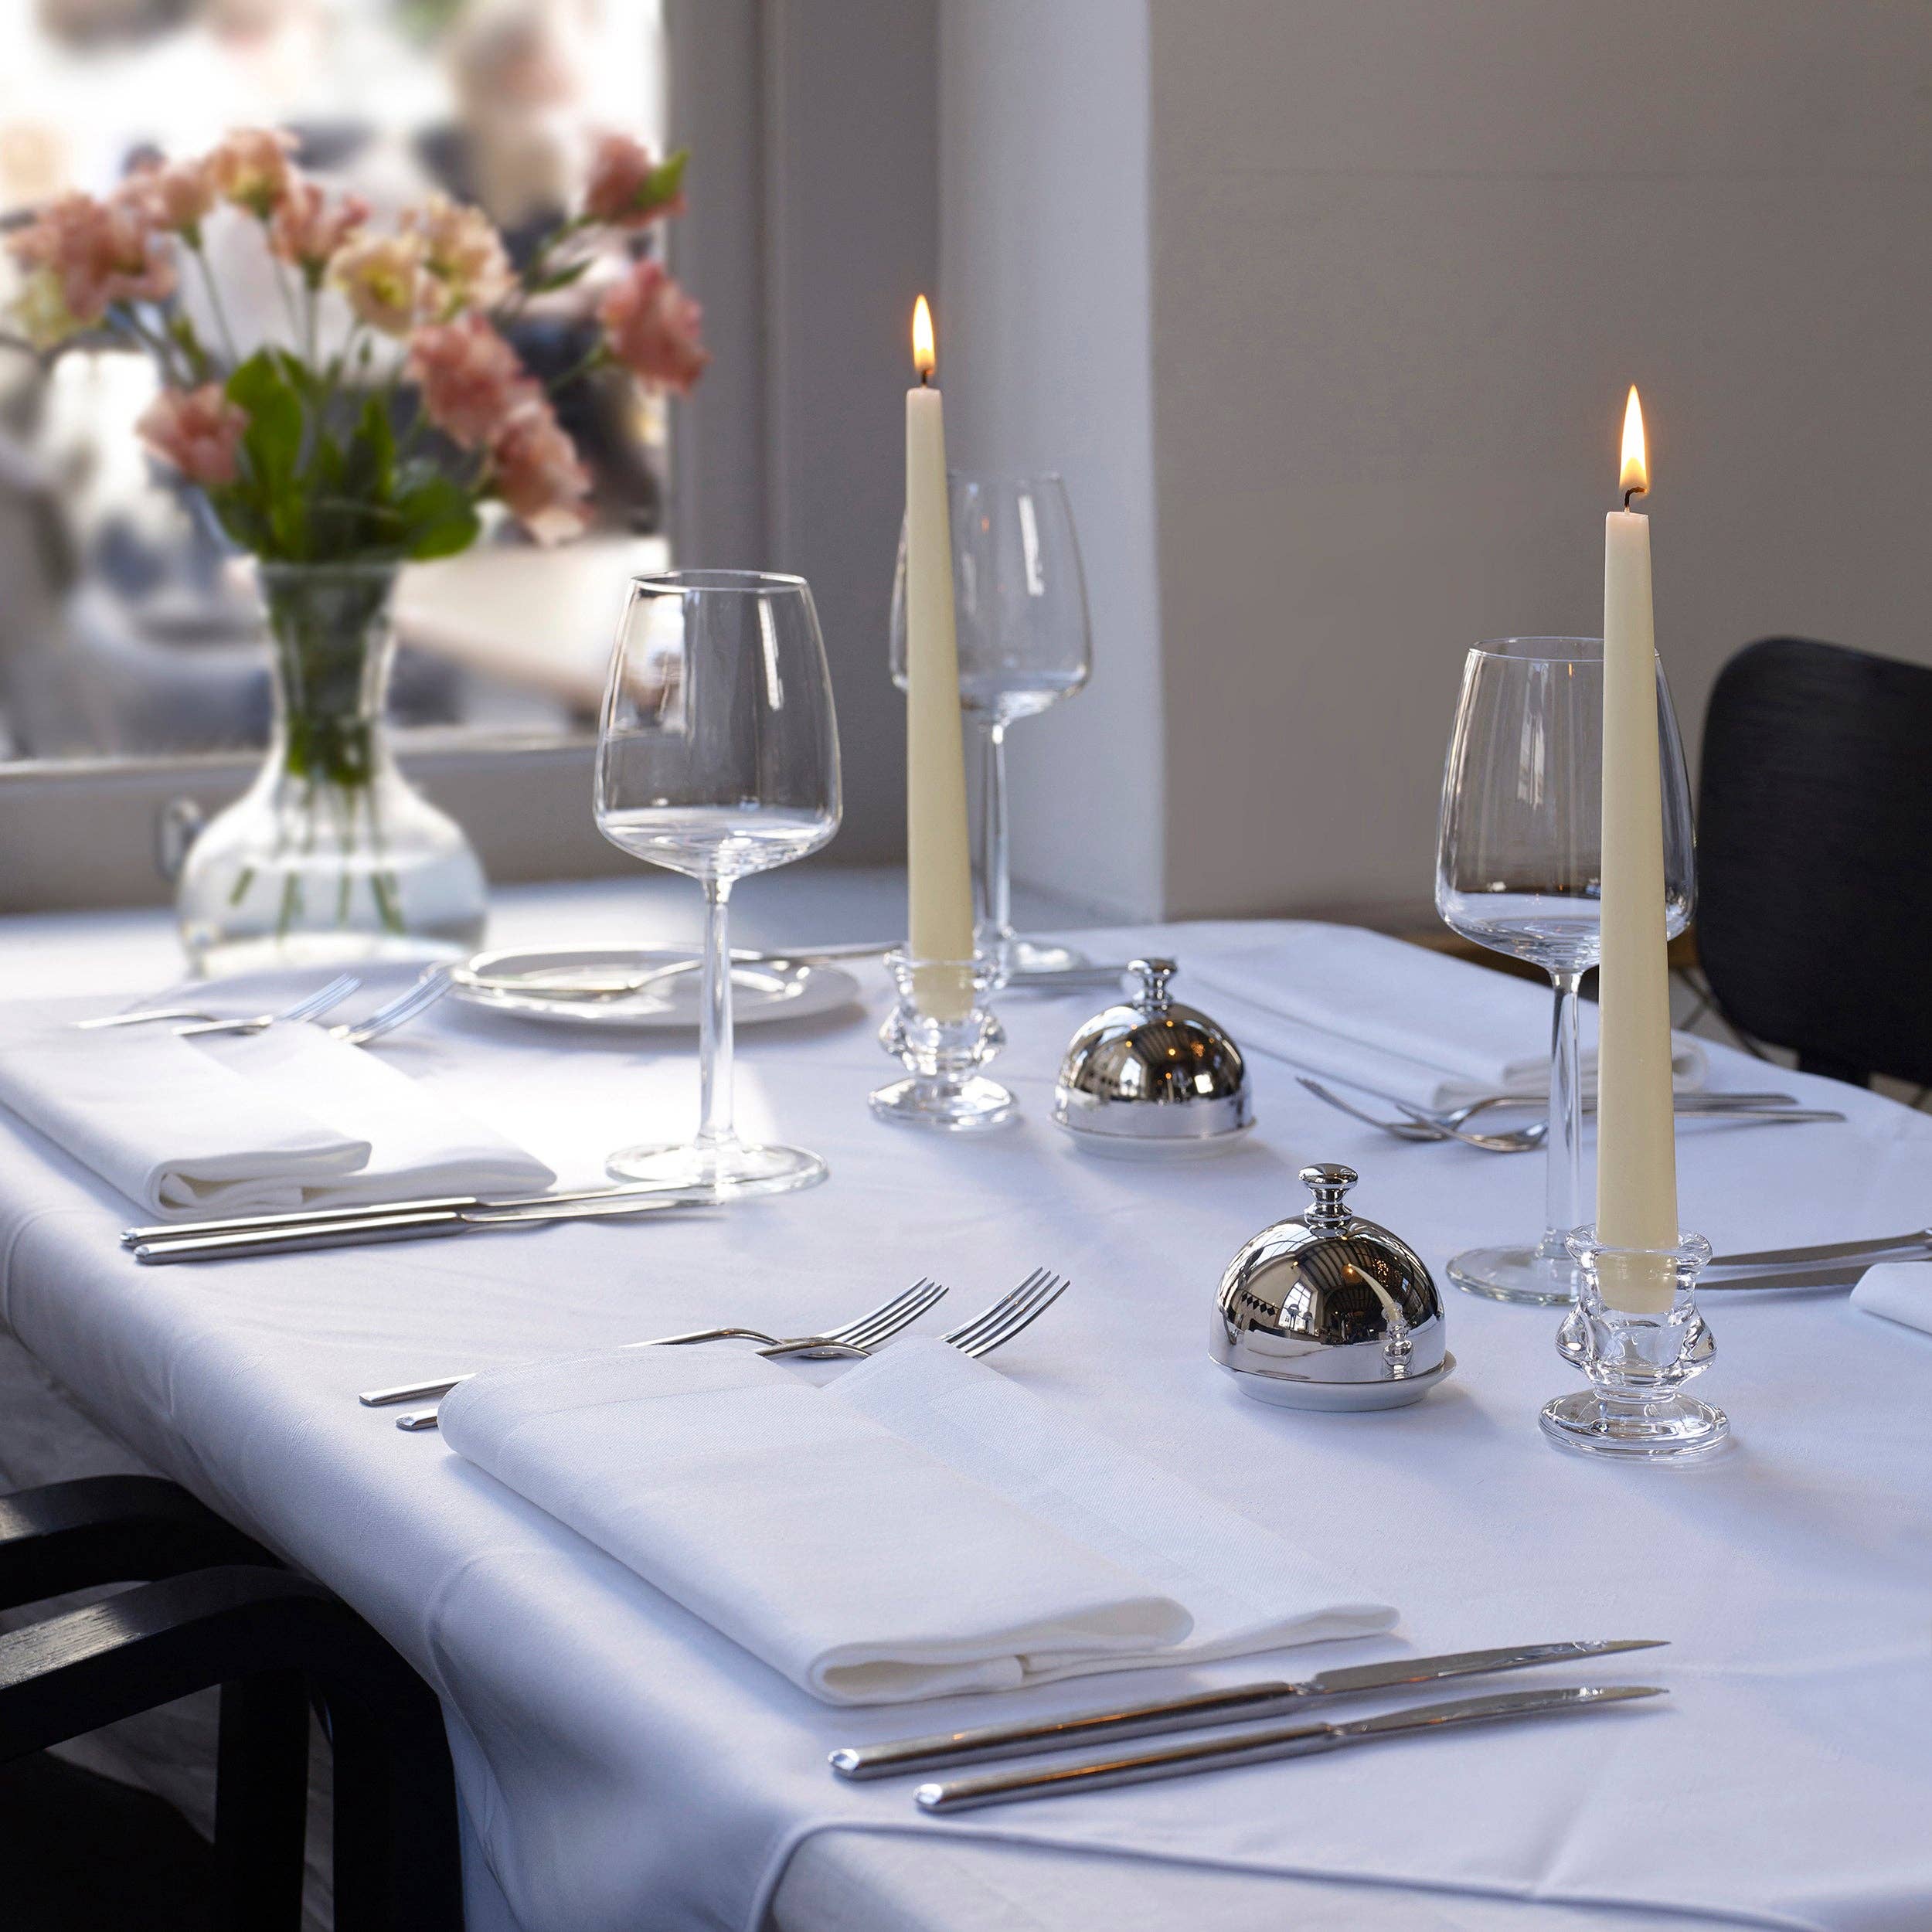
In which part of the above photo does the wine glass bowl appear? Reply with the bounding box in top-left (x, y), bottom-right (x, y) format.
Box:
top-left (891, 473), bottom-right (1091, 975)
top-left (1435, 638), bottom-right (1694, 1305)
top-left (597, 571), bottom-right (841, 1197)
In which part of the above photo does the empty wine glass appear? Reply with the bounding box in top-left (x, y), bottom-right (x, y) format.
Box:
top-left (892, 473), bottom-right (1091, 976)
top-left (596, 572), bottom-right (842, 1196)
top-left (1435, 638), bottom-right (1694, 1305)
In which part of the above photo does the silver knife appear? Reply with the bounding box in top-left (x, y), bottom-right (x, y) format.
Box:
top-left (130, 1189), bottom-right (714, 1264)
top-left (914, 1683), bottom-right (1665, 1812)
top-left (121, 1179), bottom-right (686, 1248)
top-left (829, 1638), bottom-right (1665, 1781)
top-left (1706, 1228), bottom-right (1932, 1271)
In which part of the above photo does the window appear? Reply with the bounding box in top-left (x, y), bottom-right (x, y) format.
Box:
top-left (0, 0), bottom-right (675, 904)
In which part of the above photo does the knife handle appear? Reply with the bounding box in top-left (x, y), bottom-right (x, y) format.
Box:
top-left (915, 1719), bottom-right (1341, 1813)
top-left (830, 1682), bottom-right (1301, 1781)
top-left (122, 1195), bottom-right (481, 1247)
top-left (133, 1209), bottom-right (471, 1264)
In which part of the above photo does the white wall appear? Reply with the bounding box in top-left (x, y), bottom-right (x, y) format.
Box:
top-left (1148, 0), bottom-right (1932, 922)
top-left (937, 0), bottom-right (1165, 920)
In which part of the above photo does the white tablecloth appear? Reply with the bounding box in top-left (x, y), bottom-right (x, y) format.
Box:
top-left (1, 880), bottom-right (1927, 1932)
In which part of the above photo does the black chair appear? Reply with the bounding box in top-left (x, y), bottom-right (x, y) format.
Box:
top-left (0, 1477), bottom-right (463, 1930)
top-left (1697, 634), bottom-right (1932, 1088)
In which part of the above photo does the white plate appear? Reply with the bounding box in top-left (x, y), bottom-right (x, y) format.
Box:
top-left (451, 947), bottom-right (864, 1032)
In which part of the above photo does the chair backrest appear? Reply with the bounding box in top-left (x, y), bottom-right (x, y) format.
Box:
top-left (1697, 635), bottom-right (1932, 1087)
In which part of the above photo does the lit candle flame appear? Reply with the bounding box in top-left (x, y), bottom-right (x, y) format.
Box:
top-left (1619, 386), bottom-right (1648, 499)
top-left (912, 294), bottom-right (936, 380)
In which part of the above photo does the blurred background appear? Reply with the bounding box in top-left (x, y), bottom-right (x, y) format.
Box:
top-left (0, 1), bottom-right (1927, 928)
top-left (0, 0), bottom-right (670, 769)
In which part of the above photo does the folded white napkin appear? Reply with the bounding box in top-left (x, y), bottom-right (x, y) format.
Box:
top-left (1181, 922), bottom-right (1705, 1108)
top-left (0, 994), bottom-right (553, 1218)
top-left (438, 1338), bottom-right (1394, 1705)
top-left (1850, 1263), bottom-right (1932, 1336)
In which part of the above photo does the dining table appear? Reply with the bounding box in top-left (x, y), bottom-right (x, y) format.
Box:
top-left (0, 870), bottom-right (1927, 1932)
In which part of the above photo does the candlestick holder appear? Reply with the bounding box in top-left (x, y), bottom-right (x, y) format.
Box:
top-left (870, 950), bottom-right (1015, 1131)
top-left (1539, 1226), bottom-right (1727, 1461)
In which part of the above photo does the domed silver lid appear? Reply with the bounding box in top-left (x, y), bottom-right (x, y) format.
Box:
top-left (1052, 959), bottom-right (1252, 1145)
top-left (1211, 1164), bottom-right (1447, 1391)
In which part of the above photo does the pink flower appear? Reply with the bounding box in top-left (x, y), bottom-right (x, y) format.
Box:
top-left (7, 189), bottom-right (175, 327)
top-left (583, 134), bottom-right (685, 227)
top-left (404, 194), bottom-right (513, 315)
top-left (330, 230), bottom-right (427, 335)
top-left (268, 176), bottom-right (369, 277)
top-left (597, 259), bottom-right (708, 394)
top-left (124, 156), bottom-right (217, 237)
top-left (406, 313), bottom-right (526, 448)
top-left (138, 383), bottom-right (248, 488)
top-left (207, 128), bottom-right (297, 218)
top-left (489, 386), bottom-right (590, 545)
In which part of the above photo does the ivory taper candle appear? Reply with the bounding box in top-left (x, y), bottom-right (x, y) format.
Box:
top-left (903, 296), bottom-right (975, 1019)
top-left (1594, 386), bottom-right (1679, 1312)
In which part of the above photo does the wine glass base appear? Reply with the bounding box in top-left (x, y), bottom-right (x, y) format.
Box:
top-left (869, 1074), bottom-right (1015, 1132)
top-left (1539, 1390), bottom-right (1730, 1461)
top-left (604, 1141), bottom-right (827, 1198)
top-left (1447, 1243), bottom-right (1583, 1307)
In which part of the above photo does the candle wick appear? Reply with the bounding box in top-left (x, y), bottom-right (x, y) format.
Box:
top-left (1624, 486), bottom-right (1643, 509)
top-left (919, 369), bottom-right (932, 388)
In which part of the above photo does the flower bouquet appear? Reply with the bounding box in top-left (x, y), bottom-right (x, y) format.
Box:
top-left (7, 128), bottom-right (708, 969)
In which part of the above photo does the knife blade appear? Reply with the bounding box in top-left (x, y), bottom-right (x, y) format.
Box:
top-left (1706, 1228), bottom-right (1932, 1270)
top-left (913, 1683), bottom-right (1666, 1812)
top-left (828, 1638), bottom-right (1666, 1781)
top-left (131, 1189), bottom-right (713, 1264)
top-left (121, 1179), bottom-right (690, 1248)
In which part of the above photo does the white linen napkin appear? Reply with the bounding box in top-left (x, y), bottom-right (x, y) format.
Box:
top-left (1850, 1262), bottom-right (1932, 1336)
top-left (1179, 920), bottom-right (1705, 1108)
top-left (437, 1339), bottom-right (1394, 1706)
top-left (0, 995), bottom-right (553, 1218)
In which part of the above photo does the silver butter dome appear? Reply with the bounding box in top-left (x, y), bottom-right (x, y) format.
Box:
top-left (1211, 1164), bottom-right (1452, 1410)
top-left (1053, 958), bottom-right (1252, 1155)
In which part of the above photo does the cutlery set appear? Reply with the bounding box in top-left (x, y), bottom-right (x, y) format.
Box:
top-left (1298, 1075), bottom-right (1845, 1151)
top-left (375, 1270), bottom-right (1071, 1431)
top-left (832, 1638), bottom-right (1669, 1811)
top-left (79, 968), bottom-right (455, 1047)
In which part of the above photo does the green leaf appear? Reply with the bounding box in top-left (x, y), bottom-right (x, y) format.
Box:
top-left (225, 350), bottom-right (306, 555)
top-left (394, 473), bottom-right (480, 560)
top-left (523, 256), bottom-right (595, 295)
top-left (643, 148), bottom-right (689, 211)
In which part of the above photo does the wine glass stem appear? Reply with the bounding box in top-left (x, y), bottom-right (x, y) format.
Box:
top-left (1545, 967), bottom-right (1586, 1250)
top-left (697, 876), bottom-right (736, 1152)
top-left (976, 719), bottom-right (1015, 957)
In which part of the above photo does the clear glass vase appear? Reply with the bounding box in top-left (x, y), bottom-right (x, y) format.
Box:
top-left (176, 561), bottom-right (488, 975)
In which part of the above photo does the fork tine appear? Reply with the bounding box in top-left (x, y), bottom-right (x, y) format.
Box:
top-left (940, 1268), bottom-right (1052, 1352)
top-left (966, 1271), bottom-right (1064, 1354)
top-left (839, 1279), bottom-right (947, 1348)
top-left (958, 1273), bottom-right (1069, 1359)
top-left (284, 972), bottom-right (362, 1023)
top-left (821, 1279), bottom-right (931, 1345)
top-left (342, 969), bottom-right (454, 1044)
top-left (1298, 1077), bottom-right (1446, 1141)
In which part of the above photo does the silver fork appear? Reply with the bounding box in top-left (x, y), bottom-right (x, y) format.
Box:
top-left (1300, 1076), bottom-right (1836, 1152)
top-left (938, 1267), bottom-right (1070, 1358)
top-left (325, 967), bottom-right (455, 1047)
top-left (75, 972), bottom-right (361, 1034)
top-left (177, 969), bottom-right (447, 1043)
top-left (392, 1268), bottom-right (1070, 1433)
top-left (383, 1278), bottom-right (950, 1428)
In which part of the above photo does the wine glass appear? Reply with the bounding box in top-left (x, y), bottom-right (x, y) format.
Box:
top-left (1435, 638), bottom-right (1695, 1305)
top-left (596, 572), bottom-right (842, 1196)
top-left (891, 473), bottom-right (1091, 976)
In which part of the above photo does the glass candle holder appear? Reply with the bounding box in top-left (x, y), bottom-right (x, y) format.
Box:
top-left (1539, 1226), bottom-right (1727, 1460)
top-left (870, 950), bottom-right (1015, 1131)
